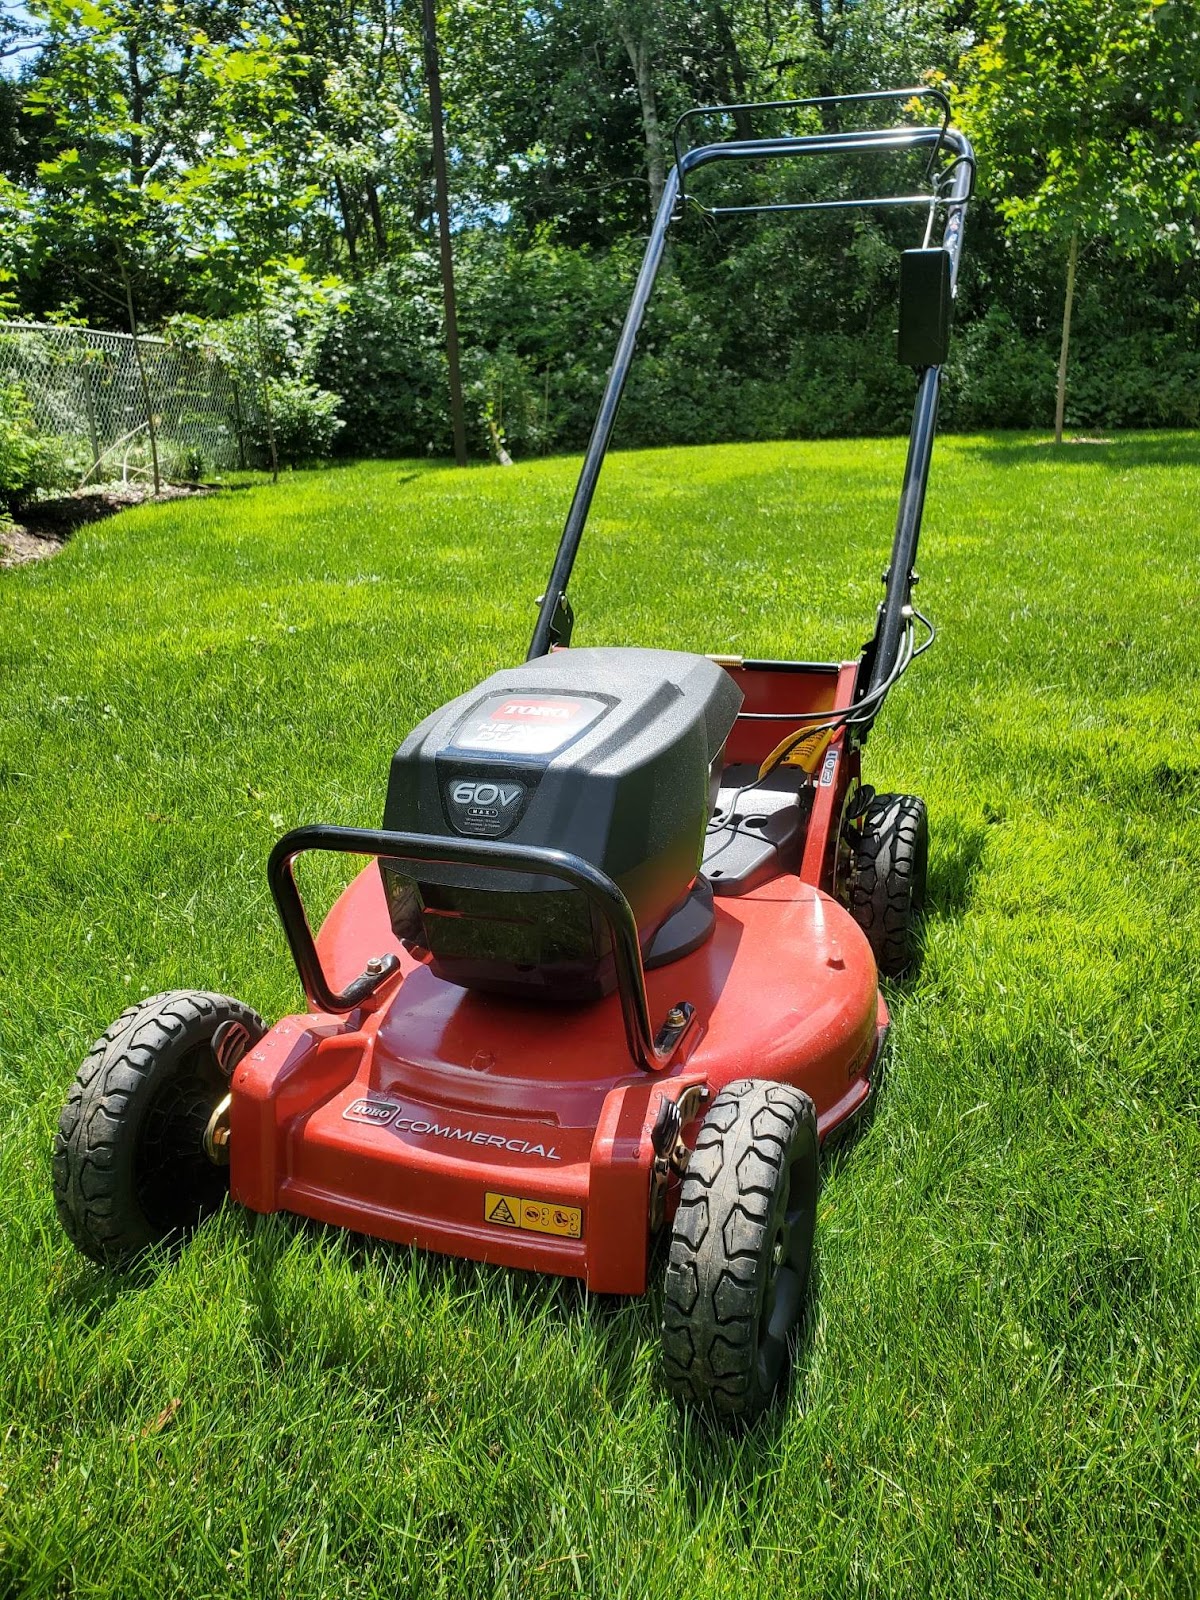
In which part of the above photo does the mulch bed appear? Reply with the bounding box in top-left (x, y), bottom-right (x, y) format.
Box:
top-left (0, 481), bottom-right (215, 569)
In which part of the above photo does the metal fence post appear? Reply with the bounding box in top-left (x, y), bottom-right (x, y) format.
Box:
top-left (232, 380), bottom-right (248, 470)
top-left (80, 356), bottom-right (102, 480)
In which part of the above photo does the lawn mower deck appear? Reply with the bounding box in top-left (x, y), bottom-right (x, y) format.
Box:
top-left (54, 88), bottom-right (974, 1421)
top-left (231, 660), bottom-right (884, 1296)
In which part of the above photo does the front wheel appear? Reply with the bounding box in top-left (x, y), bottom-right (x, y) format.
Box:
top-left (53, 989), bottom-right (264, 1266)
top-left (661, 1079), bottom-right (819, 1422)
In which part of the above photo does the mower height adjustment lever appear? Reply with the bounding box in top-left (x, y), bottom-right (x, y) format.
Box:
top-left (649, 1083), bottom-right (707, 1231)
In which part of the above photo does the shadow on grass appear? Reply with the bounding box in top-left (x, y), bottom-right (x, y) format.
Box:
top-left (966, 434), bottom-right (1197, 472)
top-left (815, 819), bottom-right (987, 1178)
top-left (47, 1245), bottom-right (172, 1324)
top-left (46, 1186), bottom-right (276, 1325)
top-left (926, 817), bottom-right (987, 922)
top-left (221, 463), bottom-right (424, 487)
top-left (231, 1200), bottom-right (803, 1452)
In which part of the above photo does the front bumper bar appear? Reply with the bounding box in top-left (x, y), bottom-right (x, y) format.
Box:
top-left (267, 825), bottom-right (696, 1073)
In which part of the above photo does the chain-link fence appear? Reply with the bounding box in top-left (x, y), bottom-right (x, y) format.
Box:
top-left (0, 321), bottom-right (250, 485)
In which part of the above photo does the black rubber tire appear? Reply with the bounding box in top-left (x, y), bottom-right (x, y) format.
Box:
top-left (662, 1078), bottom-right (819, 1422)
top-left (847, 792), bottom-right (928, 979)
top-left (53, 990), bottom-right (265, 1266)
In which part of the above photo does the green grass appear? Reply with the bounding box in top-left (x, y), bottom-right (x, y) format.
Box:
top-left (3, 432), bottom-right (1200, 1598)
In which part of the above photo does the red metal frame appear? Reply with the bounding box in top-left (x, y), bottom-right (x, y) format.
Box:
top-left (230, 660), bottom-right (886, 1295)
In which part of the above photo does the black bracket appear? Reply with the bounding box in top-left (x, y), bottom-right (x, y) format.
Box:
top-left (648, 1082), bottom-right (708, 1231)
top-left (549, 591), bottom-right (574, 649)
top-left (535, 589), bottom-right (574, 649)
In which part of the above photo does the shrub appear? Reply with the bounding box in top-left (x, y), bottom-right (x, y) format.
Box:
top-left (311, 256), bottom-right (451, 456)
top-left (1064, 330), bottom-right (1200, 430)
top-left (178, 444), bottom-right (207, 483)
top-left (0, 383), bottom-right (70, 517)
top-left (943, 307), bottom-right (1058, 430)
top-left (461, 347), bottom-right (555, 460)
top-left (316, 225), bottom-right (1200, 456)
top-left (246, 378), bottom-right (344, 467)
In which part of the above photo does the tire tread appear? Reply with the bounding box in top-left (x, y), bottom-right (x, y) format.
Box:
top-left (662, 1079), bottom-right (817, 1420)
top-left (53, 989), bottom-right (264, 1264)
top-left (847, 792), bottom-right (928, 978)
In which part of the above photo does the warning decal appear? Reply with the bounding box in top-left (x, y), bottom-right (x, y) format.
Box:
top-left (486, 1194), bottom-right (519, 1228)
top-left (485, 1192), bottom-right (583, 1239)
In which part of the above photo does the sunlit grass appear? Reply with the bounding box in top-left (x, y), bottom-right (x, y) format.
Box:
top-left (2, 432), bottom-right (1199, 1596)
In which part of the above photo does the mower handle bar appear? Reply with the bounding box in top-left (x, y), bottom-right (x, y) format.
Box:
top-left (527, 103), bottom-right (974, 710)
top-left (673, 87), bottom-right (951, 171)
top-left (267, 824), bottom-right (695, 1074)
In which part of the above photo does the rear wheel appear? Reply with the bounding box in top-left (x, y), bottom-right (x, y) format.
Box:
top-left (661, 1079), bottom-right (819, 1422)
top-left (847, 792), bottom-right (928, 978)
top-left (53, 990), bottom-right (264, 1265)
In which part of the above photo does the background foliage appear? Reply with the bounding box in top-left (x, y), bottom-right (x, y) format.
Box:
top-left (0, 0), bottom-right (1196, 464)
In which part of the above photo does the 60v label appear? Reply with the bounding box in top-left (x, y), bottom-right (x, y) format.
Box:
top-left (443, 776), bottom-right (529, 837)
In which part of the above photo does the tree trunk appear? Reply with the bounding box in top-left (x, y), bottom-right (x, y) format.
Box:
top-left (365, 183), bottom-right (387, 256)
top-left (422, 0), bottom-right (468, 466)
top-left (616, 19), bottom-right (665, 218)
top-left (127, 34), bottom-right (146, 186)
top-left (119, 255), bottom-right (160, 494)
top-left (709, 3), bottom-right (753, 137)
top-left (488, 415), bottom-right (513, 466)
top-left (1054, 230), bottom-right (1079, 446)
top-left (255, 302), bottom-right (279, 484)
top-left (333, 173), bottom-right (359, 267)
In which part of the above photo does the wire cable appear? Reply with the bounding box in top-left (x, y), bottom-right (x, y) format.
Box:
top-left (704, 607), bottom-right (935, 857)
top-left (741, 608), bottom-right (934, 787)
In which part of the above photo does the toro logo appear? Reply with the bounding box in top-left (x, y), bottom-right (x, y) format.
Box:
top-left (492, 699), bottom-right (580, 722)
top-left (343, 1097), bottom-right (401, 1126)
top-left (445, 777), bottom-right (528, 837)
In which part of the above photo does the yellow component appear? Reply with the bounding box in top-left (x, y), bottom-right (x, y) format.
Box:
top-left (485, 1193), bottom-right (520, 1228)
top-left (757, 725), bottom-right (833, 782)
top-left (485, 1192), bottom-right (583, 1239)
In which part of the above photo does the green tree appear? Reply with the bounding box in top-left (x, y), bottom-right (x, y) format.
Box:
top-left (172, 30), bottom-right (325, 478)
top-left (962, 0), bottom-right (1200, 442)
top-left (256, 0), bottom-right (422, 272)
top-left (22, 0), bottom-right (214, 488)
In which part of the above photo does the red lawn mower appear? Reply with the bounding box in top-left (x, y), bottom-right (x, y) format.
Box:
top-left (54, 91), bottom-right (974, 1420)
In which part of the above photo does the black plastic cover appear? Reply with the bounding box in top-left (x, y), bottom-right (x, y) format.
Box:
top-left (379, 647), bottom-right (742, 998)
top-left (898, 247), bottom-right (953, 368)
top-left (702, 765), bottom-right (811, 896)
